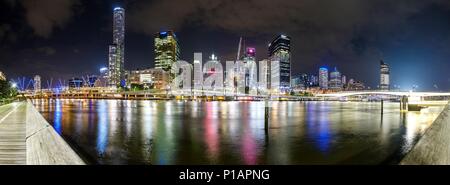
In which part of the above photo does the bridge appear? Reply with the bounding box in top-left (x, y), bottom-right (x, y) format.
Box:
top-left (315, 91), bottom-right (450, 111)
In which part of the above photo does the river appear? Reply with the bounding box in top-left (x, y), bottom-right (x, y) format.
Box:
top-left (31, 99), bottom-right (444, 165)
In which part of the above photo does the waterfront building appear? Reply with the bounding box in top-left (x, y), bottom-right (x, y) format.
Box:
top-left (347, 78), bottom-right (365, 91)
top-left (291, 75), bottom-right (304, 92)
top-left (203, 54), bottom-right (223, 96)
top-left (380, 60), bottom-right (390, 90)
top-left (68, 78), bottom-right (83, 89)
top-left (129, 68), bottom-right (169, 90)
top-left (0, 71), bottom-right (5, 81)
top-left (242, 48), bottom-right (258, 95)
top-left (155, 31), bottom-right (180, 72)
top-left (319, 67), bottom-right (329, 89)
top-left (329, 67), bottom-right (342, 91)
top-left (225, 61), bottom-right (241, 95)
top-left (108, 7), bottom-right (125, 88)
top-left (258, 59), bottom-right (270, 95)
top-left (308, 74), bottom-right (319, 87)
top-left (268, 34), bottom-right (291, 94)
top-left (193, 52), bottom-right (203, 96)
top-left (291, 73), bottom-right (309, 91)
top-left (342, 75), bottom-right (347, 89)
top-left (33, 75), bottom-right (41, 93)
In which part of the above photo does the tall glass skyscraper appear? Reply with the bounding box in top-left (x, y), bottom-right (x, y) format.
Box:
top-left (268, 34), bottom-right (291, 94)
top-left (108, 7), bottom-right (125, 87)
top-left (329, 67), bottom-right (342, 90)
top-left (154, 31), bottom-right (180, 72)
top-left (319, 67), bottom-right (329, 89)
top-left (380, 60), bottom-right (390, 90)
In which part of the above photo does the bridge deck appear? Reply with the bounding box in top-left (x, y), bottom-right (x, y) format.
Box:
top-left (0, 102), bottom-right (27, 165)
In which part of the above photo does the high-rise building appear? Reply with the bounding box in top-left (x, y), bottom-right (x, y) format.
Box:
top-left (258, 59), bottom-right (270, 95)
top-left (309, 75), bottom-right (319, 87)
top-left (33, 75), bottom-right (41, 92)
top-left (242, 47), bottom-right (257, 94)
top-left (268, 34), bottom-right (291, 93)
top-left (193, 53), bottom-right (203, 96)
top-left (108, 7), bottom-right (125, 87)
top-left (154, 31), bottom-right (180, 72)
top-left (0, 71), bottom-right (5, 81)
top-left (329, 67), bottom-right (342, 90)
top-left (347, 79), bottom-right (365, 91)
top-left (319, 67), bottom-right (329, 89)
top-left (380, 60), bottom-right (390, 90)
top-left (341, 75), bottom-right (347, 88)
top-left (128, 68), bottom-right (169, 90)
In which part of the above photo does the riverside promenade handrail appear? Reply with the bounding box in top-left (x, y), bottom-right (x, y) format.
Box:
top-left (25, 100), bottom-right (85, 165)
top-left (400, 101), bottom-right (450, 164)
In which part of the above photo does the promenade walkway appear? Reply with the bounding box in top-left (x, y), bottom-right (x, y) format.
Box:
top-left (0, 102), bottom-right (26, 164)
top-left (0, 101), bottom-right (84, 165)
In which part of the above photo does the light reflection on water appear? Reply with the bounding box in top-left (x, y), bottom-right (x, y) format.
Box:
top-left (32, 99), bottom-right (443, 165)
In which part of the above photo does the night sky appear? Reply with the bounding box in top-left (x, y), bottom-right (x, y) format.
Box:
top-left (1, 0), bottom-right (450, 91)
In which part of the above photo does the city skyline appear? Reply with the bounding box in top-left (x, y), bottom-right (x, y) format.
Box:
top-left (2, 1), bottom-right (450, 91)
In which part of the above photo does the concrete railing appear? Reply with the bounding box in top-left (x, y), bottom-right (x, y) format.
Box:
top-left (25, 100), bottom-right (85, 165)
top-left (400, 102), bottom-right (450, 165)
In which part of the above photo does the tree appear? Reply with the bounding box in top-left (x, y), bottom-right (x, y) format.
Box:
top-left (0, 80), bottom-right (16, 99)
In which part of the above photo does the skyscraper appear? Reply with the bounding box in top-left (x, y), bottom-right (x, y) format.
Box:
top-left (33, 75), bottom-right (41, 93)
top-left (268, 34), bottom-right (291, 93)
top-left (319, 67), bottom-right (329, 89)
top-left (258, 59), bottom-right (270, 95)
top-left (329, 67), bottom-right (342, 90)
top-left (154, 31), bottom-right (180, 72)
top-left (341, 75), bottom-right (347, 88)
top-left (193, 53), bottom-right (203, 96)
top-left (380, 60), bottom-right (390, 90)
top-left (108, 7), bottom-right (125, 87)
top-left (243, 47), bottom-right (257, 94)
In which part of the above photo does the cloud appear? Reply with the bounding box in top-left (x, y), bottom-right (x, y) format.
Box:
top-left (128, 0), bottom-right (450, 68)
top-left (36, 46), bottom-right (56, 56)
top-left (19, 0), bottom-right (80, 38)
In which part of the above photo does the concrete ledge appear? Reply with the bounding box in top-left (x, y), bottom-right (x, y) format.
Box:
top-left (25, 100), bottom-right (85, 165)
top-left (400, 102), bottom-right (450, 165)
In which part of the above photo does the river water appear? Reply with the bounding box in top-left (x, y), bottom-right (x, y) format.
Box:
top-left (31, 99), bottom-right (444, 165)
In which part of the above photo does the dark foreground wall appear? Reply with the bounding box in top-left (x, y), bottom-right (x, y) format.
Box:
top-left (400, 102), bottom-right (450, 165)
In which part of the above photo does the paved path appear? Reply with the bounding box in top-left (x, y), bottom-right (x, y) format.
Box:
top-left (0, 102), bottom-right (27, 165)
top-left (0, 101), bottom-right (85, 165)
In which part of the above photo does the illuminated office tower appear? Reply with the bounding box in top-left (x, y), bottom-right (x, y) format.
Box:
top-left (242, 47), bottom-right (257, 95)
top-left (155, 31), bottom-right (180, 72)
top-left (319, 67), bottom-right (329, 89)
top-left (270, 60), bottom-right (280, 93)
top-left (203, 54), bottom-right (223, 96)
top-left (380, 60), bottom-right (390, 90)
top-left (225, 61), bottom-right (246, 95)
top-left (268, 34), bottom-right (291, 94)
top-left (108, 7), bottom-right (125, 87)
top-left (33, 75), bottom-right (41, 93)
top-left (193, 53), bottom-right (203, 96)
top-left (329, 67), bottom-right (342, 91)
top-left (341, 75), bottom-right (347, 88)
top-left (258, 59), bottom-right (269, 95)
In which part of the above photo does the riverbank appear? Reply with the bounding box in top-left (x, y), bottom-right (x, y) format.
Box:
top-left (0, 100), bottom-right (85, 165)
top-left (400, 102), bottom-right (450, 165)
